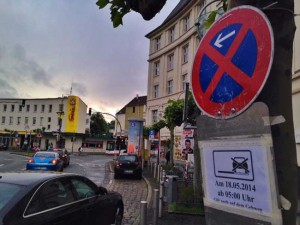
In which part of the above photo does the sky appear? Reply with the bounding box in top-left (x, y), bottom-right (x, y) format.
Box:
top-left (0, 0), bottom-right (180, 120)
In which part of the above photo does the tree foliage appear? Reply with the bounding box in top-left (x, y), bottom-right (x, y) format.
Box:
top-left (90, 112), bottom-right (109, 135)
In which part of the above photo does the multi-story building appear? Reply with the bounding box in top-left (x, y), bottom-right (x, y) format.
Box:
top-left (145, 0), bottom-right (204, 125)
top-left (0, 96), bottom-right (87, 151)
top-left (115, 95), bottom-right (147, 134)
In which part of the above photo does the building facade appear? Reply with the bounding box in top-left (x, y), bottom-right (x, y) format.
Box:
top-left (0, 96), bottom-right (87, 152)
top-left (145, 0), bottom-right (202, 126)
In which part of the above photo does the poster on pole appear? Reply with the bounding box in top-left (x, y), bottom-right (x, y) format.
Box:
top-left (180, 129), bottom-right (194, 163)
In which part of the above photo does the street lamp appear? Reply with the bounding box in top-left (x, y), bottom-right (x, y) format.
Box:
top-left (24, 124), bottom-right (31, 152)
top-left (56, 102), bottom-right (65, 148)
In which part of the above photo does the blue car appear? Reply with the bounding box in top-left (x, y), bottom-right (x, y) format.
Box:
top-left (26, 152), bottom-right (64, 171)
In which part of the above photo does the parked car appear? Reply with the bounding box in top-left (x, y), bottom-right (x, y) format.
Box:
top-left (0, 143), bottom-right (7, 151)
top-left (26, 152), bottom-right (64, 172)
top-left (49, 148), bottom-right (71, 167)
top-left (0, 172), bottom-right (124, 225)
top-left (114, 153), bottom-right (142, 179)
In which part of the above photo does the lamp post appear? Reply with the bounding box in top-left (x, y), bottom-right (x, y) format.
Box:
top-left (56, 102), bottom-right (65, 148)
top-left (24, 124), bottom-right (31, 152)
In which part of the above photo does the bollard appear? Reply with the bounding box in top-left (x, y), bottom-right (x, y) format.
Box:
top-left (153, 189), bottom-right (159, 225)
top-left (162, 170), bottom-right (166, 182)
top-left (140, 201), bottom-right (147, 225)
top-left (159, 181), bottom-right (164, 218)
top-left (156, 165), bottom-right (161, 182)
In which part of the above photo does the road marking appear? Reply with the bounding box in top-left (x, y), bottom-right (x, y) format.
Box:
top-left (0, 164), bottom-right (4, 167)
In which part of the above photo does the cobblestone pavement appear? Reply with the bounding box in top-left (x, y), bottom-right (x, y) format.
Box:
top-left (103, 161), bottom-right (205, 225)
top-left (104, 161), bottom-right (148, 225)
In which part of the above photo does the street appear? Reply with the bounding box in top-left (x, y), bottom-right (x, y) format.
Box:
top-left (0, 151), bottom-right (112, 186)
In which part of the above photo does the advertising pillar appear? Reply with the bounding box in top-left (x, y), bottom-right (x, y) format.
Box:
top-left (127, 118), bottom-right (145, 156)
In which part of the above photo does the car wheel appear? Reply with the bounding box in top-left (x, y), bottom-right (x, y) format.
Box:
top-left (114, 206), bottom-right (123, 225)
top-left (114, 173), bottom-right (119, 179)
top-left (136, 171), bottom-right (142, 180)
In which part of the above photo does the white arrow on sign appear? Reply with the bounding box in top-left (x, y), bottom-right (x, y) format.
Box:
top-left (214, 30), bottom-right (236, 48)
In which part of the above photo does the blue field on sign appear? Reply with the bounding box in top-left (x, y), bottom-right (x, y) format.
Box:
top-left (200, 23), bottom-right (258, 103)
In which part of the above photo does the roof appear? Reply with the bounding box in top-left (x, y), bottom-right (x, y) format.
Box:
top-left (116, 95), bottom-right (147, 115)
top-left (145, 0), bottom-right (191, 38)
top-left (0, 172), bottom-right (67, 186)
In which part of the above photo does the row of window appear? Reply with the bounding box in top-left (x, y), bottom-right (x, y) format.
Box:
top-left (1, 104), bottom-right (63, 113)
top-left (1, 116), bottom-right (59, 130)
top-left (153, 13), bottom-right (191, 52)
top-left (153, 74), bottom-right (188, 98)
top-left (153, 44), bottom-right (189, 76)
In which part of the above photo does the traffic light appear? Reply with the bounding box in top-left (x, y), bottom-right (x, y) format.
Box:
top-left (88, 108), bottom-right (92, 115)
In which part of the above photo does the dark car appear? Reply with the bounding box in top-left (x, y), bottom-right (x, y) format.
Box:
top-left (50, 148), bottom-right (71, 167)
top-left (0, 172), bottom-right (123, 225)
top-left (26, 152), bottom-right (64, 172)
top-left (0, 143), bottom-right (7, 151)
top-left (114, 153), bottom-right (142, 179)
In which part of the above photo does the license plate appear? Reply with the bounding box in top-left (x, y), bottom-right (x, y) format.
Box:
top-left (35, 167), bottom-right (46, 170)
top-left (124, 170), bottom-right (133, 174)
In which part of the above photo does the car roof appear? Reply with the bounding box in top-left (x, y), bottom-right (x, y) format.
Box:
top-left (34, 151), bottom-right (59, 156)
top-left (0, 172), bottom-right (69, 186)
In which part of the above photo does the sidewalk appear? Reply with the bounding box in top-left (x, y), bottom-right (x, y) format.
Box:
top-left (143, 166), bottom-right (206, 225)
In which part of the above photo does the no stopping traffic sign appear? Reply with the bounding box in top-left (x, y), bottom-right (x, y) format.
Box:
top-left (191, 6), bottom-right (274, 119)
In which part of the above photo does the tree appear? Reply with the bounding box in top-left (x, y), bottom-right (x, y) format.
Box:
top-left (90, 112), bottom-right (109, 136)
top-left (163, 99), bottom-right (184, 165)
top-left (96, 0), bottom-right (167, 27)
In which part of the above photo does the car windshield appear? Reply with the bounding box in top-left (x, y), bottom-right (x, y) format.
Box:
top-left (119, 155), bottom-right (138, 163)
top-left (35, 152), bottom-right (56, 158)
top-left (0, 183), bottom-right (21, 211)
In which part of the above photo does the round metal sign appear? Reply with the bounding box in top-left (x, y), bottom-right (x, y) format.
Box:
top-left (191, 6), bottom-right (274, 119)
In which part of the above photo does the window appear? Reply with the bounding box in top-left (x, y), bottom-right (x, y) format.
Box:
top-left (25, 117), bottom-right (29, 125)
top-left (47, 124), bottom-right (51, 130)
top-left (26, 105), bottom-right (30, 112)
top-left (48, 117), bottom-right (51, 123)
top-left (34, 105), bottom-right (37, 112)
top-left (182, 74), bottom-right (188, 90)
top-left (49, 104), bottom-right (52, 113)
top-left (18, 105), bottom-right (22, 112)
top-left (133, 106), bottom-right (136, 113)
top-left (32, 117), bottom-right (36, 125)
top-left (154, 36), bottom-right (161, 51)
top-left (169, 26), bottom-right (175, 43)
top-left (25, 179), bottom-right (75, 215)
top-left (1, 116), bottom-right (5, 124)
top-left (182, 45), bottom-right (189, 64)
top-left (40, 117), bottom-right (44, 126)
top-left (154, 85), bottom-right (159, 98)
top-left (59, 103), bottom-right (63, 112)
top-left (167, 80), bottom-right (173, 95)
top-left (11, 105), bottom-right (15, 112)
top-left (154, 61), bottom-right (160, 76)
top-left (3, 104), bottom-right (7, 112)
top-left (152, 110), bottom-right (158, 123)
top-left (167, 54), bottom-right (174, 71)
top-left (183, 14), bottom-right (190, 32)
top-left (17, 117), bottom-right (21, 125)
top-left (41, 104), bottom-right (45, 112)
top-left (9, 116), bottom-right (13, 125)
top-left (70, 178), bottom-right (97, 199)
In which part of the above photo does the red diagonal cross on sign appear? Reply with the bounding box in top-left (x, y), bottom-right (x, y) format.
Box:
top-left (191, 6), bottom-right (274, 119)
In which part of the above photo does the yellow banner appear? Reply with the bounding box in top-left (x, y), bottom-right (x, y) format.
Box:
top-left (65, 96), bottom-right (79, 132)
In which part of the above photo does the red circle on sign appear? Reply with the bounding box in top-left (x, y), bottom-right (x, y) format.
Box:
top-left (191, 6), bottom-right (273, 119)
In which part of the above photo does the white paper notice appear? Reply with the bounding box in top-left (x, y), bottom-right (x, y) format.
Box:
top-left (203, 144), bottom-right (272, 215)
